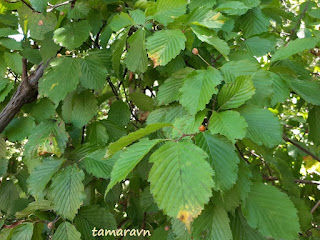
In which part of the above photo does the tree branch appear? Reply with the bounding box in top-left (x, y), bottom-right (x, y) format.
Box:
top-left (263, 176), bottom-right (320, 185)
top-left (311, 200), bottom-right (320, 214)
top-left (0, 60), bottom-right (49, 133)
top-left (289, 0), bottom-right (310, 41)
top-left (235, 144), bottom-right (250, 164)
top-left (282, 133), bottom-right (320, 163)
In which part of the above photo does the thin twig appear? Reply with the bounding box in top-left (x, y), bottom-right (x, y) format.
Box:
top-left (283, 133), bottom-right (320, 163)
top-left (250, 150), bottom-right (273, 176)
top-left (212, 54), bottom-right (222, 67)
top-left (289, 0), bottom-right (310, 41)
top-left (235, 144), bottom-right (250, 164)
top-left (48, 0), bottom-right (71, 11)
top-left (21, 0), bottom-right (40, 12)
top-left (263, 176), bottom-right (320, 185)
top-left (311, 200), bottom-right (320, 214)
top-left (175, 133), bottom-right (197, 142)
top-left (196, 54), bottom-right (211, 67)
top-left (107, 77), bottom-right (120, 100)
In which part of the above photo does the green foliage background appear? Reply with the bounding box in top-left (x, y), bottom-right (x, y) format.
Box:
top-left (0, 0), bottom-right (319, 239)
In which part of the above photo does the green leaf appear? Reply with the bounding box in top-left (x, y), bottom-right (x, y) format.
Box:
top-left (106, 123), bottom-right (172, 157)
top-left (39, 57), bottom-right (81, 104)
top-left (24, 119), bottom-right (69, 158)
top-left (81, 149), bottom-right (116, 179)
top-left (220, 60), bottom-right (259, 83)
top-left (157, 68), bottom-right (194, 106)
top-left (4, 52), bottom-right (22, 74)
top-left (222, 161), bottom-right (252, 212)
top-left (86, 121), bottom-right (109, 146)
top-left (52, 222), bottom-right (81, 240)
top-left (109, 12), bottom-right (134, 32)
top-left (0, 180), bottom-right (19, 214)
top-left (53, 20), bottom-right (91, 50)
top-left (11, 222), bottom-right (34, 240)
top-left (129, 92), bottom-right (154, 111)
top-left (171, 110), bottom-right (207, 139)
top-left (30, 0), bottom-right (49, 13)
top-left (107, 138), bottom-right (162, 193)
top-left (130, 9), bottom-right (146, 25)
top-left (192, 26), bottom-right (230, 60)
top-left (242, 183), bottom-right (300, 239)
top-left (27, 158), bottom-right (64, 200)
top-left (111, 28), bottom-right (129, 77)
top-left (49, 165), bottom-right (85, 220)
top-left (29, 98), bottom-right (56, 122)
top-left (270, 73), bottom-right (290, 106)
top-left (240, 7), bottom-right (270, 38)
top-left (107, 100), bottom-right (131, 127)
top-left (0, 136), bottom-right (5, 158)
top-left (196, 132), bottom-right (239, 191)
top-left (216, 1), bottom-right (249, 15)
top-left (74, 205), bottom-right (117, 240)
top-left (239, 105), bottom-right (282, 147)
top-left (218, 75), bottom-right (255, 110)
top-left (146, 30), bottom-right (186, 67)
top-left (80, 55), bottom-right (108, 91)
top-left (187, 7), bottom-right (225, 29)
top-left (0, 28), bottom-right (19, 37)
top-left (16, 200), bottom-right (53, 219)
top-left (0, 228), bottom-right (12, 240)
top-left (189, 0), bottom-right (216, 11)
top-left (249, 70), bottom-right (273, 107)
top-left (0, 38), bottom-right (22, 50)
top-left (102, 120), bottom-right (127, 142)
top-left (147, 0), bottom-right (187, 26)
top-left (0, 80), bottom-right (13, 102)
top-left (3, 117), bottom-right (35, 141)
top-left (62, 90), bottom-right (97, 128)
top-left (40, 32), bottom-right (60, 62)
top-left (149, 141), bottom-right (214, 229)
top-left (230, 210), bottom-right (265, 240)
top-left (29, 12), bottom-right (57, 40)
top-left (179, 67), bottom-right (222, 115)
top-left (68, 2), bottom-right (90, 20)
top-left (208, 111), bottom-right (248, 143)
top-left (308, 8), bottom-right (320, 18)
top-left (245, 36), bottom-right (274, 57)
top-left (0, 158), bottom-right (8, 178)
top-left (307, 106), bottom-right (320, 145)
top-left (193, 204), bottom-right (232, 240)
top-left (286, 78), bottom-right (320, 106)
top-left (124, 29), bottom-right (148, 73)
top-left (272, 38), bottom-right (318, 62)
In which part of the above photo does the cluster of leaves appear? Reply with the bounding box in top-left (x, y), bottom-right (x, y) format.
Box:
top-left (0, 0), bottom-right (320, 239)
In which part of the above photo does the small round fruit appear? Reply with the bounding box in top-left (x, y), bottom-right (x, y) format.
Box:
top-left (47, 222), bottom-right (54, 230)
top-left (60, 12), bottom-right (65, 16)
top-left (65, 50), bottom-right (71, 55)
top-left (164, 225), bottom-right (170, 231)
top-left (199, 125), bottom-right (206, 132)
top-left (192, 48), bottom-right (199, 55)
top-left (38, 20), bottom-right (43, 26)
top-left (57, 53), bottom-right (62, 58)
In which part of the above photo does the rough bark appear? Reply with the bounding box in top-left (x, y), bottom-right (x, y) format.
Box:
top-left (0, 63), bottom-right (46, 133)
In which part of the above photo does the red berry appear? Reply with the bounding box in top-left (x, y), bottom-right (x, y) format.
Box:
top-left (199, 125), bottom-right (206, 132)
top-left (192, 48), bottom-right (199, 55)
top-left (57, 53), bottom-right (62, 58)
top-left (164, 225), bottom-right (170, 231)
